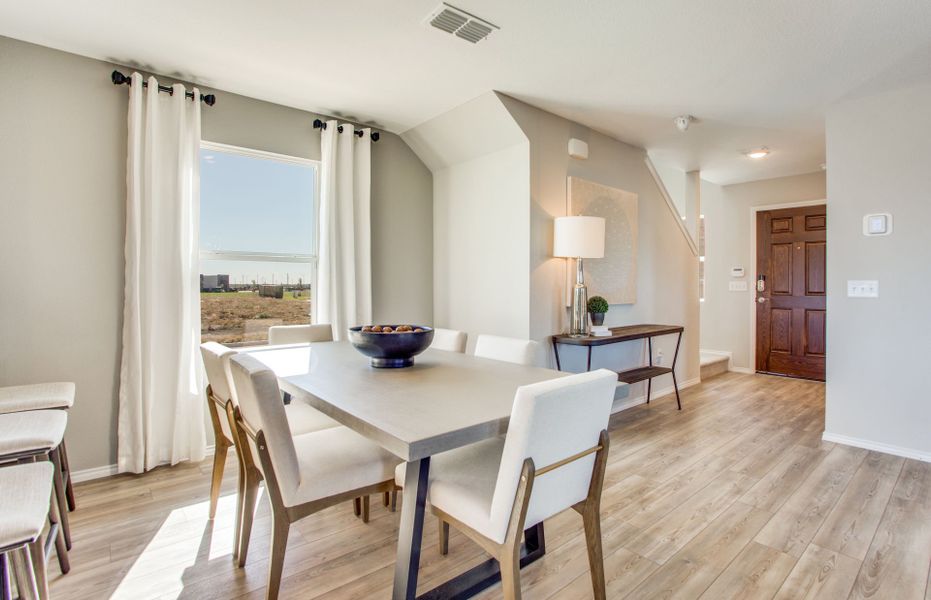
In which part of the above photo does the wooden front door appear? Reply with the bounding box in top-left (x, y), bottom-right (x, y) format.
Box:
top-left (755, 205), bottom-right (826, 380)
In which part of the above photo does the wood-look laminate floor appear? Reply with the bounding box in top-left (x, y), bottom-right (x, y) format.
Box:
top-left (50, 373), bottom-right (931, 599)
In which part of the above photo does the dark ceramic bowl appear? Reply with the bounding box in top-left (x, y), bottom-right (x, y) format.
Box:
top-left (348, 325), bottom-right (435, 368)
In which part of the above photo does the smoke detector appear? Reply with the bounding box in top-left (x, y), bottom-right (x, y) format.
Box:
top-left (673, 115), bottom-right (695, 132)
top-left (427, 3), bottom-right (499, 44)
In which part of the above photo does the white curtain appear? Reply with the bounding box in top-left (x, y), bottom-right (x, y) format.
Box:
top-left (315, 120), bottom-right (372, 340)
top-left (118, 73), bottom-right (207, 474)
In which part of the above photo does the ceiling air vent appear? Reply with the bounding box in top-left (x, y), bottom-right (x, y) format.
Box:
top-left (427, 3), bottom-right (498, 44)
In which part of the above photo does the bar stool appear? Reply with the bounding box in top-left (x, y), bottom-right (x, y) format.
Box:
top-left (0, 411), bottom-right (72, 574)
top-left (0, 462), bottom-right (55, 600)
top-left (0, 383), bottom-right (76, 512)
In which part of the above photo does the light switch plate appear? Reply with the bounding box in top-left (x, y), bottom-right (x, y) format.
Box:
top-left (729, 281), bottom-right (748, 292)
top-left (847, 280), bottom-right (879, 298)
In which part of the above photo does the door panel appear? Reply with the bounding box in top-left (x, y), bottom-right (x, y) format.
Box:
top-left (756, 205), bottom-right (826, 380)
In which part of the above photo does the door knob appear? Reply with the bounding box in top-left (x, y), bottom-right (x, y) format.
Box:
top-left (757, 297), bottom-right (766, 303)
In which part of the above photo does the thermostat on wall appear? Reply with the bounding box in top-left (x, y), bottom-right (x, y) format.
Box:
top-left (730, 267), bottom-right (745, 278)
top-left (863, 213), bottom-right (892, 236)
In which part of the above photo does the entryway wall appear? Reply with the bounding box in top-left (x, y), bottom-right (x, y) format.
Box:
top-left (700, 172), bottom-right (826, 371)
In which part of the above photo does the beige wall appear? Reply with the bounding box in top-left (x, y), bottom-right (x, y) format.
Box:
top-left (402, 93), bottom-right (531, 351)
top-left (0, 36), bottom-right (433, 472)
top-left (700, 172), bottom-right (826, 369)
top-left (823, 83), bottom-right (931, 459)
top-left (500, 95), bottom-right (701, 398)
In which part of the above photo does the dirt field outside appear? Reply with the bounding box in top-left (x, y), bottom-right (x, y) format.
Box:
top-left (200, 291), bottom-right (311, 344)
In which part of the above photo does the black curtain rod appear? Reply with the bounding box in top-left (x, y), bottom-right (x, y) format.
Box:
top-left (313, 118), bottom-right (380, 142)
top-left (111, 71), bottom-right (216, 106)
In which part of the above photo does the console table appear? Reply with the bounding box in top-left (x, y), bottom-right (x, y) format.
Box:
top-left (552, 324), bottom-right (685, 409)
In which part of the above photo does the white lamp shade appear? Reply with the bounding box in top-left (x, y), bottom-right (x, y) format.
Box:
top-left (553, 216), bottom-right (605, 258)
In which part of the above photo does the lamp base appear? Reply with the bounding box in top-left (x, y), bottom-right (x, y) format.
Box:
top-left (569, 257), bottom-right (589, 336)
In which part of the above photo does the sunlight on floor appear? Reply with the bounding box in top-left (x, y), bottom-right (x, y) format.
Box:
top-left (110, 489), bottom-right (264, 600)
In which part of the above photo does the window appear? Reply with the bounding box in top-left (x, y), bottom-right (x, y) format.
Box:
top-left (199, 142), bottom-right (318, 345)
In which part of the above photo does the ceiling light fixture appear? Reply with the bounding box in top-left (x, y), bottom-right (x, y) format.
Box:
top-left (746, 147), bottom-right (770, 159)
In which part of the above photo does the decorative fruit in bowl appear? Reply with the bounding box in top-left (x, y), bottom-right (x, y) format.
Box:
top-left (348, 325), bottom-right (434, 368)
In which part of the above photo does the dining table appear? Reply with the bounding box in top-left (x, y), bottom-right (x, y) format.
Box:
top-left (241, 340), bottom-right (576, 599)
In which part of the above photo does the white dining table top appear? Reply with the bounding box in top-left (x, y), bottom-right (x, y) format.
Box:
top-left (241, 341), bottom-right (569, 461)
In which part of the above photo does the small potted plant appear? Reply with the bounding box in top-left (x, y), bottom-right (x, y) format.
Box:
top-left (587, 296), bottom-right (609, 327)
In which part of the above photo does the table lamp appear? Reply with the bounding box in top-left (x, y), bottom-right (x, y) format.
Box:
top-left (554, 216), bottom-right (606, 336)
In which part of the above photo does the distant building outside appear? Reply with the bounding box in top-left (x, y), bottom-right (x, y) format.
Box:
top-left (200, 274), bottom-right (230, 292)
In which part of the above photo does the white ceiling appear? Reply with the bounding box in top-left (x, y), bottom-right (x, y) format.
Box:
top-left (3, 0), bottom-right (930, 184)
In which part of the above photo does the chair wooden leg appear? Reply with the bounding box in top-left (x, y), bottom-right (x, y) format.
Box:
top-left (11, 546), bottom-right (38, 600)
top-left (232, 457), bottom-right (246, 562)
top-left (361, 495), bottom-right (370, 523)
top-left (28, 540), bottom-right (47, 600)
top-left (438, 519), bottom-right (449, 556)
top-left (353, 497), bottom-right (362, 517)
top-left (48, 495), bottom-right (70, 575)
top-left (580, 502), bottom-right (606, 600)
top-left (49, 448), bottom-right (71, 550)
top-left (266, 514), bottom-right (290, 600)
top-left (60, 441), bottom-right (75, 512)
top-left (208, 442), bottom-right (228, 520)
top-left (237, 473), bottom-right (260, 568)
top-left (499, 548), bottom-right (522, 600)
top-left (0, 553), bottom-right (12, 600)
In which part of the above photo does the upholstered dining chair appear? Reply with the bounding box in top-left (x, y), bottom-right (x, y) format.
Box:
top-left (430, 328), bottom-right (468, 353)
top-left (473, 335), bottom-right (540, 366)
top-left (267, 323), bottom-right (334, 346)
top-left (396, 369), bottom-right (617, 600)
top-left (228, 353), bottom-right (401, 600)
top-left (0, 411), bottom-right (72, 575)
top-left (199, 342), bottom-right (346, 563)
top-left (0, 462), bottom-right (55, 600)
top-left (0, 382), bottom-right (76, 513)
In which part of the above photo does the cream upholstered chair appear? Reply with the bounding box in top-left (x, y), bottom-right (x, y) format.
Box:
top-left (0, 382), bottom-right (76, 513)
top-left (228, 353), bottom-right (400, 600)
top-left (267, 323), bottom-right (334, 345)
top-left (396, 369), bottom-right (617, 600)
top-left (0, 412), bottom-right (71, 576)
top-left (473, 335), bottom-right (540, 366)
top-left (0, 462), bottom-right (55, 600)
top-left (199, 342), bottom-right (344, 563)
top-left (430, 328), bottom-right (468, 353)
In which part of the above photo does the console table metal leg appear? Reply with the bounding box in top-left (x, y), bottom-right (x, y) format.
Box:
top-left (671, 331), bottom-right (683, 410)
top-left (586, 347), bottom-right (592, 372)
top-left (393, 457), bottom-right (430, 600)
top-left (552, 340), bottom-right (562, 371)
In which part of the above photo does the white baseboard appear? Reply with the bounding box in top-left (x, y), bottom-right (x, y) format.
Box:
top-left (822, 432), bottom-right (931, 463)
top-left (729, 366), bottom-right (755, 374)
top-left (71, 444), bottom-right (217, 483)
top-left (612, 377), bottom-right (700, 413)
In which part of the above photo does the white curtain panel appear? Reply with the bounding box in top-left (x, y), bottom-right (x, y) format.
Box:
top-left (118, 73), bottom-right (207, 473)
top-left (315, 120), bottom-right (372, 340)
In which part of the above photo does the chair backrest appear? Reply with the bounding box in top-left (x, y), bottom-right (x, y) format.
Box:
top-left (229, 353), bottom-right (300, 498)
top-left (488, 369), bottom-right (616, 543)
top-left (268, 324), bottom-right (334, 346)
top-left (200, 342), bottom-right (237, 441)
top-left (431, 328), bottom-right (468, 353)
top-left (473, 335), bottom-right (540, 366)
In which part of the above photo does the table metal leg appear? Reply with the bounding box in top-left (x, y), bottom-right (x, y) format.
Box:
top-left (552, 339), bottom-right (562, 371)
top-left (393, 457), bottom-right (431, 600)
top-left (672, 331), bottom-right (683, 410)
top-left (586, 346), bottom-right (593, 372)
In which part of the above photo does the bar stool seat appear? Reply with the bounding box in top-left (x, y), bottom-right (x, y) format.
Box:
top-left (0, 382), bottom-right (75, 414)
top-left (0, 462), bottom-right (54, 548)
top-left (0, 411), bottom-right (67, 458)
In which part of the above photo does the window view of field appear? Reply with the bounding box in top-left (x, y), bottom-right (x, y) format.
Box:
top-left (200, 288), bottom-right (311, 344)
